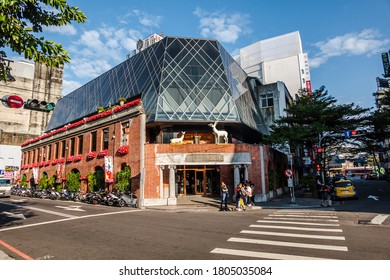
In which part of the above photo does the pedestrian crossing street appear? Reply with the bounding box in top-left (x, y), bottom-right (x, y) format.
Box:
top-left (211, 209), bottom-right (348, 260)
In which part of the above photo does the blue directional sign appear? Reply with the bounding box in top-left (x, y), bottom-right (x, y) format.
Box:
top-left (344, 130), bottom-right (351, 138)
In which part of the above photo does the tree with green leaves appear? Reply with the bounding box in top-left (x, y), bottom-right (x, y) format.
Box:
top-left (37, 173), bottom-right (49, 190)
top-left (66, 171), bottom-right (80, 192)
top-left (115, 166), bottom-right (131, 192)
top-left (347, 91), bottom-right (390, 171)
top-left (265, 86), bottom-right (369, 182)
top-left (265, 86), bottom-right (369, 150)
top-left (0, 0), bottom-right (86, 81)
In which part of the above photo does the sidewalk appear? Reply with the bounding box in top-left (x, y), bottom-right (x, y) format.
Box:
top-left (145, 190), bottom-right (326, 212)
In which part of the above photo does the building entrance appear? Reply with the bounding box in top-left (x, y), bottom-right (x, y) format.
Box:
top-left (176, 165), bottom-right (220, 196)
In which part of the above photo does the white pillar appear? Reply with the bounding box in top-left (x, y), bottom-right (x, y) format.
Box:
top-left (233, 165), bottom-right (240, 188)
top-left (139, 112), bottom-right (146, 208)
top-left (159, 165), bottom-right (165, 199)
top-left (167, 165), bottom-right (177, 205)
top-left (244, 165), bottom-right (249, 182)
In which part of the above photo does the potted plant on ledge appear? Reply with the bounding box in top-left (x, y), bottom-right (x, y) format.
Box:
top-left (118, 97), bottom-right (126, 106)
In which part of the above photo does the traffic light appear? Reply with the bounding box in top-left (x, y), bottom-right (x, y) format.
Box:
top-left (317, 147), bottom-right (323, 153)
top-left (24, 99), bottom-right (55, 112)
top-left (316, 164), bottom-right (321, 171)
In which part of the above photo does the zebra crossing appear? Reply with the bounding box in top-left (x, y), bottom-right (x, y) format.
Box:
top-left (211, 209), bottom-right (348, 260)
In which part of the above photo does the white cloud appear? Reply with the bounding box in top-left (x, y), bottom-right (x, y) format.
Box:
top-left (69, 57), bottom-right (112, 79)
top-left (193, 7), bottom-right (251, 44)
top-left (129, 9), bottom-right (163, 28)
top-left (62, 79), bottom-right (82, 96)
top-left (44, 24), bottom-right (77, 35)
top-left (310, 29), bottom-right (390, 68)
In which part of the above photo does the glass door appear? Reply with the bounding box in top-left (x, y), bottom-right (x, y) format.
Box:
top-left (195, 170), bottom-right (204, 194)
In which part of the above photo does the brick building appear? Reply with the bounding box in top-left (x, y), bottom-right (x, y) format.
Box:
top-left (19, 36), bottom-right (288, 206)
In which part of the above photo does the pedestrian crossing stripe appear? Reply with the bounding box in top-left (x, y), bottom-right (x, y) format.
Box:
top-left (257, 220), bottom-right (340, 226)
top-left (211, 210), bottom-right (347, 260)
top-left (249, 224), bottom-right (343, 232)
top-left (210, 248), bottom-right (334, 260)
top-left (240, 230), bottom-right (345, 240)
top-left (264, 217), bottom-right (339, 222)
top-left (228, 237), bottom-right (348, 251)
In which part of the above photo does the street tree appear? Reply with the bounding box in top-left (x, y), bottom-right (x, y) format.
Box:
top-left (265, 86), bottom-right (369, 149)
top-left (264, 86), bottom-right (369, 180)
top-left (347, 91), bottom-right (390, 171)
top-left (0, 0), bottom-right (86, 82)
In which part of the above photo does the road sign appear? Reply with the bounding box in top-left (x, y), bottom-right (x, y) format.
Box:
top-left (1, 95), bottom-right (24, 109)
top-left (284, 168), bottom-right (293, 178)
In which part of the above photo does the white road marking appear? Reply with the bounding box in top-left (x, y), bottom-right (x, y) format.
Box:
top-left (270, 214), bottom-right (337, 218)
top-left (55, 205), bottom-right (85, 212)
top-left (240, 230), bottom-right (345, 240)
top-left (370, 214), bottom-right (388, 225)
top-left (2, 211), bottom-right (26, 220)
top-left (0, 209), bottom-right (143, 232)
top-left (277, 210), bottom-right (334, 213)
top-left (249, 224), bottom-right (343, 232)
top-left (264, 217), bottom-right (339, 222)
top-left (9, 199), bottom-right (26, 202)
top-left (367, 195), bottom-right (379, 201)
top-left (257, 220), bottom-right (340, 226)
top-left (210, 248), bottom-right (334, 260)
top-left (228, 237), bottom-right (348, 251)
top-left (0, 201), bottom-right (76, 218)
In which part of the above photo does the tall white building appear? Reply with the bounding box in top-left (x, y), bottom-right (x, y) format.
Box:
top-left (235, 31), bottom-right (311, 97)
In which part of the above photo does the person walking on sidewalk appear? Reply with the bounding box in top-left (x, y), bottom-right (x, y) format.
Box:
top-left (220, 182), bottom-right (229, 211)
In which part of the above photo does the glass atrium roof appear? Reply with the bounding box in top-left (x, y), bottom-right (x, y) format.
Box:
top-left (47, 36), bottom-right (267, 135)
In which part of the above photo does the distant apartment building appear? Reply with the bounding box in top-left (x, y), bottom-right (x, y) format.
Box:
top-left (235, 31), bottom-right (311, 98)
top-left (0, 60), bottom-right (63, 180)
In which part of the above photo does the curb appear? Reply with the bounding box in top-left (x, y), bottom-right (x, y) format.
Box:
top-left (0, 250), bottom-right (14, 260)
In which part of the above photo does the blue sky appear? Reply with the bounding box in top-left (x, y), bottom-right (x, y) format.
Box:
top-left (12, 0), bottom-right (390, 109)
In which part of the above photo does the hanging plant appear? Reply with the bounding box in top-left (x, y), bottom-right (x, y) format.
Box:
top-left (117, 145), bottom-right (129, 156)
top-left (66, 156), bottom-right (74, 163)
top-left (98, 149), bottom-right (108, 157)
top-left (87, 151), bottom-right (97, 160)
top-left (74, 154), bottom-right (82, 161)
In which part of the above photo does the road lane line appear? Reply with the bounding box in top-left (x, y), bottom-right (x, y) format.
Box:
top-left (210, 248), bottom-right (334, 260)
top-left (249, 224), bottom-right (343, 232)
top-left (0, 209), bottom-right (144, 232)
top-left (240, 230), bottom-right (345, 240)
top-left (257, 220), bottom-right (340, 226)
top-left (228, 237), bottom-right (348, 251)
top-left (0, 239), bottom-right (33, 260)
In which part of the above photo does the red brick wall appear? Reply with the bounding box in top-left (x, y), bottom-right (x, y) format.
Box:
top-left (20, 115), bottom-right (142, 193)
top-left (20, 116), bottom-right (288, 201)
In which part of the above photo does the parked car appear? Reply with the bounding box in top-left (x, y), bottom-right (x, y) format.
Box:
top-left (0, 178), bottom-right (12, 198)
top-left (333, 179), bottom-right (358, 200)
top-left (366, 173), bottom-right (386, 180)
top-left (328, 174), bottom-right (347, 186)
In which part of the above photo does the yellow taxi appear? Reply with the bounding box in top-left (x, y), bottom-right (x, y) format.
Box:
top-left (332, 179), bottom-right (358, 200)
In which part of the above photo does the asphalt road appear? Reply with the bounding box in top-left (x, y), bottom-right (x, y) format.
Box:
top-left (0, 177), bottom-right (389, 260)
